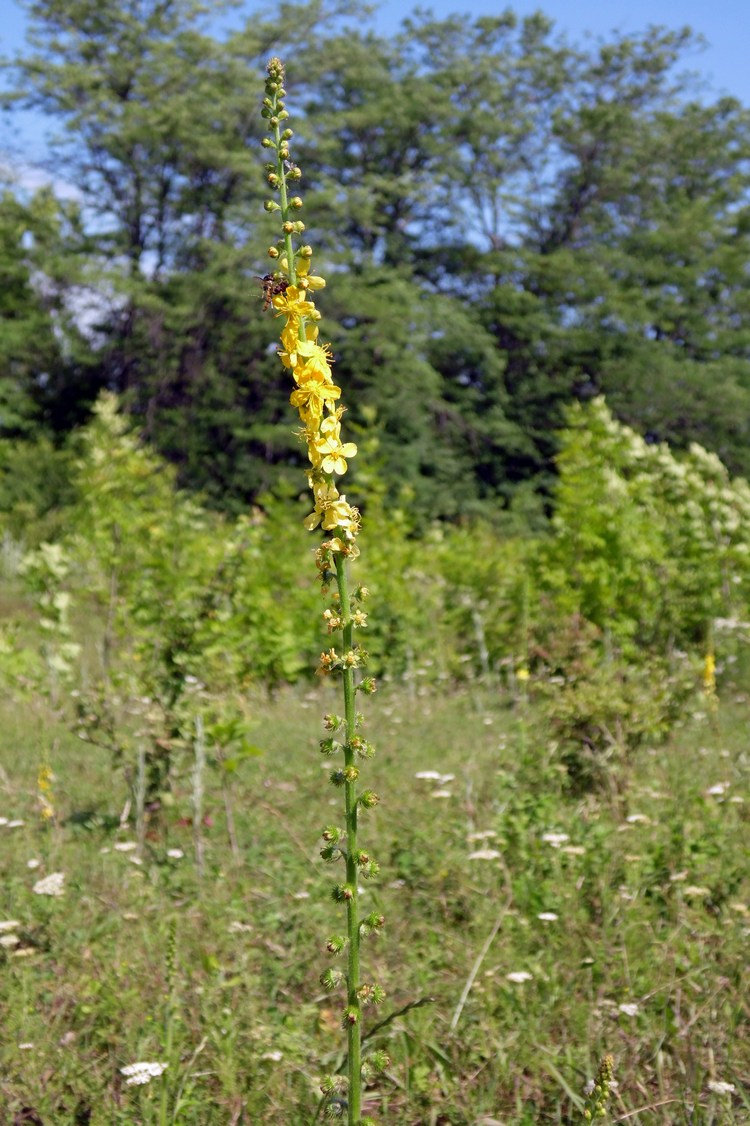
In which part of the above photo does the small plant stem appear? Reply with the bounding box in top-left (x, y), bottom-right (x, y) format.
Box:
top-left (335, 553), bottom-right (361, 1125)
top-left (192, 715), bottom-right (206, 877)
top-left (222, 770), bottom-right (241, 865)
top-left (160, 920), bottom-right (177, 1126)
top-left (135, 741), bottom-right (146, 859)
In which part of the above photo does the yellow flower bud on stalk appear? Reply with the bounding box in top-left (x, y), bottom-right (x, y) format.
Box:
top-left (259, 57), bottom-right (383, 1125)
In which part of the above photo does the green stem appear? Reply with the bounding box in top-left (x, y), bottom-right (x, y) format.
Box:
top-left (335, 552), bottom-right (361, 1125)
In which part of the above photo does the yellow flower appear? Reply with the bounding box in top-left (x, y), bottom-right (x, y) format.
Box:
top-left (272, 285), bottom-right (318, 320)
top-left (293, 341), bottom-right (335, 386)
top-left (304, 483), bottom-right (357, 533)
top-left (296, 257), bottom-right (326, 292)
top-left (280, 336), bottom-right (326, 373)
top-left (290, 377), bottom-right (341, 425)
top-left (279, 316), bottom-right (313, 356)
top-left (703, 651), bottom-right (716, 693)
top-left (310, 414), bottom-right (357, 475)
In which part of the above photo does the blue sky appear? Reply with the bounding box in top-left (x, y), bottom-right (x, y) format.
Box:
top-left (1, 0), bottom-right (747, 169)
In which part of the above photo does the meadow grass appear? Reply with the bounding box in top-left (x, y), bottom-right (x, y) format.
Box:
top-left (0, 678), bottom-right (747, 1123)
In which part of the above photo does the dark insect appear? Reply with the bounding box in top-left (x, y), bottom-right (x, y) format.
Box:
top-left (258, 273), bottom-right (289, 312)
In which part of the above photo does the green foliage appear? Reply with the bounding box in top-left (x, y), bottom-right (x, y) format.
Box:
top-left (0, 684), bottom-right (746, 1122)
top-left (4, 5), bottom-right (750, 517)
top-left (535, 617), bottom-right (698, 793)
top-left (541, 398), bottom-right (750, 652)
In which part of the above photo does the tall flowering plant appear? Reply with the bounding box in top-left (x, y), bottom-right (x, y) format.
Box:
top-left (260, 58), bottom-right (387, 1124)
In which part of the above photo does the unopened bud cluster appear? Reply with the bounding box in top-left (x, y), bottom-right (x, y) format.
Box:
top-left (582, 1053), bottom-right (615, 1121)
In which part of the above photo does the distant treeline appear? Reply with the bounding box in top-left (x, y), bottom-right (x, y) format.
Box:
top-left (2, 1), bottom-right (750, 523)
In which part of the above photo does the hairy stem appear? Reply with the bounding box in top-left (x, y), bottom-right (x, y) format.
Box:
top-left (335, 552), bottom-right (361, 1124)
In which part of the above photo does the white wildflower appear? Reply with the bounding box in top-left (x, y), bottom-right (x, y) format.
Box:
top-left (33, 872), bottom-right (65, 897)
top-left (707, 782), bottom-right (729, 796)
top-left (537, 912), bottom-right (558, 922)
top-left (27, 859), bottom-right (40, 869)
top-left (415, 771), bottom-right (442, 780)
top-left (166, 849), bottom-right (184, 860)
top-left (506, 971), bottom-right (533, 984)
top-left (625, 813), bottom-right (650, 824)
top-left (0, 920), bottom-right (21, 932)
top-left (121, 1061), bottom-right (168, 1086)
top-left (0, 934), bottom-right (20, 947)
top-left (542, 832), bottom-right (569, 847)
top-left (261, 1049), bottom-right (283, 1062)
top-left (618, 1002), bottom-right (639, 1017)
top-left (468, 849), bottom-right (501, 860)
top-left (114, 841), bottom-right (138, 852)
top-left (707, 1080), bottom-right (736, 1095)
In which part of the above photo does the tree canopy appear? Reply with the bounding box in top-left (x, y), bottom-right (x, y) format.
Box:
top-left (3, 1), bottom-right (750, 521)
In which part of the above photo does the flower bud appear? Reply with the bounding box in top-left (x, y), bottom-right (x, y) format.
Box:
top-left (361, 912), bottom-right (385, 930)
top-left (358, 790), bottom-right (379, 809)
top-left (364, 1050), bottom-right (390, 1074)
top-left (261, 137), bottom-right (275, 148)
top-left (326, 934), bottom-right (347, 955)
top-left (299, 244), bottom-right (313, 257)
top-left (342, 1006), bottom-right (359, 1027)
top-left (268, 246), bottom-right (280, 258)
top-left (281, 128), bottom-right (294, 139)
top-left (264, 200), bottom-right (280, 212)
top-left (290, 196), bottom-right (303, 209)
top-left (320, 968), bottom-right (344, 991)
top-left (267, 173), bottom-right (279, 187)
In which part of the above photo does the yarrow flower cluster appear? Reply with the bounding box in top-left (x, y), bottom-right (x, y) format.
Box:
top-left (260, 58), bottom-right (385, 1125)
top-left (32, 872), bottom-right (65, 897)
top-left (120, 1061), bottom-right (168, 1087)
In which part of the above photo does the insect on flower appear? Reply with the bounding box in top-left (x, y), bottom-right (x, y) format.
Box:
top-left (258, 273), bottom-right (289, 312)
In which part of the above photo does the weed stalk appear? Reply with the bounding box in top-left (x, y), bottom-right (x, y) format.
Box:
top-left (259, 58), bottom-right (388, 1123)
